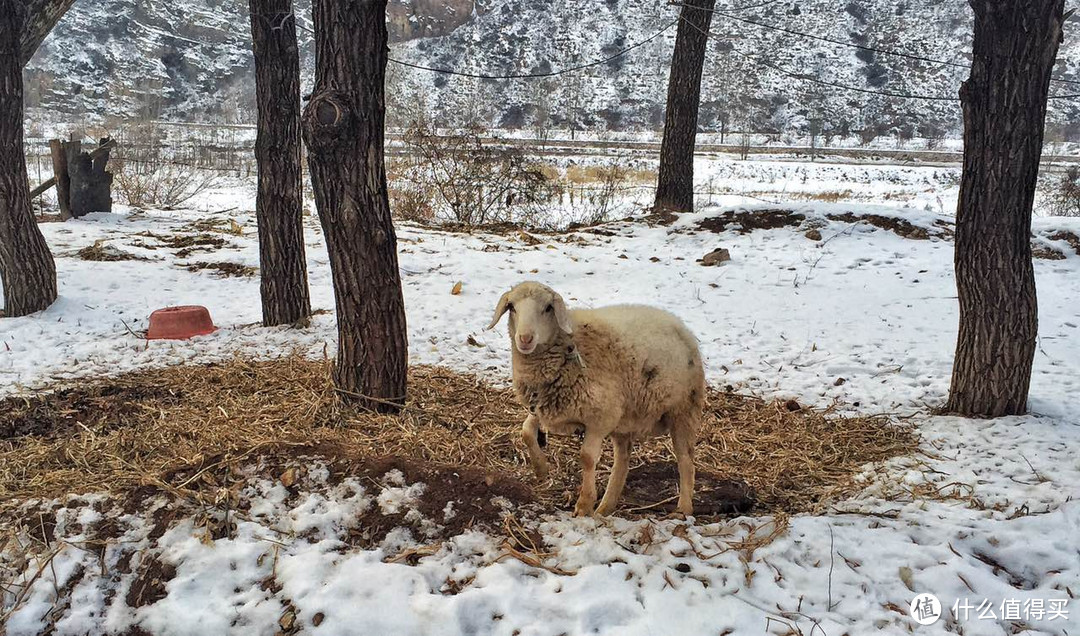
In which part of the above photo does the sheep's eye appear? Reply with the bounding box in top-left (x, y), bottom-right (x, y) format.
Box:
top-left (544, 304), bottom-right (554, 313)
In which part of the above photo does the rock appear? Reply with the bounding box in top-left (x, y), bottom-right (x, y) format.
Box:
top-left (649, 256), bottom-right (661, 263)
top-left (784, 399), bottom-right (801, 412)
top-left (805, 228), bottom-right (823, 241)
top-left (279, 609), bottom-right (296, 631)
top-left (699, 248), bottom-right (731, 266)
top-left (674, 563), bottom-right (692, 573)
top-left (279, 467), bottom-right (298, 488)
top-left (312, 613), bottom-right (325, 627)
top-left (834, 377), bottom-right (847, 386)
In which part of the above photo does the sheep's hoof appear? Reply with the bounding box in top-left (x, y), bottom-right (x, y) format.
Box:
top-left (531, 462), bottom-right (549, 482)
top-left (594, 502), bottom-right (616, 517)
top-left (573, 501), bottom-right (595, 517)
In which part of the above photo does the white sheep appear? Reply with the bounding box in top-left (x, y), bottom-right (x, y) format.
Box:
top-left (487, 281), bottom-right (705, 517)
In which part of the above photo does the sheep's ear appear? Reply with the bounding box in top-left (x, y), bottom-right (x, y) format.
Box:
top-left (486, 290), bottom-right (512, 330)
top-left (553, 295), bottom-right (573, 335)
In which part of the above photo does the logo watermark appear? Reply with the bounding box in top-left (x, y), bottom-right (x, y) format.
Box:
top-left (909, 593), bottom-right (942, 625)
top-left (910, 594), bottom-right (1070, 626)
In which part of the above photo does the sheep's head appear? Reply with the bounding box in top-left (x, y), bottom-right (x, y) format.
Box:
top-left (486, 281), bottom-right (573, 355)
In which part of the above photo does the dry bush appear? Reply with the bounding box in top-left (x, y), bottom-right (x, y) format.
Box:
top-left (1044, 167), bottom-right (1080, 217)
top-left (394, 122), bottom-right (554, 227)
top-left (554, 161), bottom-right (633, 228)
top-left (113, 158), bottom-right (217, 209)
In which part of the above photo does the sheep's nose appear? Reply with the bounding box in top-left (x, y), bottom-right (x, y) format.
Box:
top-left (518, 333), bottom-right (535, 346)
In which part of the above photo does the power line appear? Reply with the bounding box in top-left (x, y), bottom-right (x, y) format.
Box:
top-left (682, 17), bottom-right (957, 100)
top-left (296, 19), bottom-right (678, 80)
top-left (684, 16), bottom-right (1079, 102)
top-left (670, 1), bottom-right (1080, 87)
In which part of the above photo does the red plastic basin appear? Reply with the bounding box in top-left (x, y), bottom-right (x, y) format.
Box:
top-left (146, 305), bottom-right (217, 340)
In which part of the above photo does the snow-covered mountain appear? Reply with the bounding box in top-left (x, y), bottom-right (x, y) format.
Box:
top-left (25, 0), bottom-right (1080, 139)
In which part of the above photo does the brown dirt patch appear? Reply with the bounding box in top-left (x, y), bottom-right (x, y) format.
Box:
top-left (1, 385), bottom-right (183, 440)
top-left (126, 556), bottom-right (176, 609)
top-left (1047, 230), bottom-right (1080, 256)
top-left (184, 261), bottom-right (257, 277)
top-left (134, 231), bottom-right (230, 258)
top-left (622, 463), bottom-right (755, 515)
top-left (696, 209), bottom-right (806, 234)
top-left (0, 357), bottom-right (914, 518)
top-left (1033, 245), bottom-right (1067, 260)
top-left (826, 212), bottom-right (932, 239)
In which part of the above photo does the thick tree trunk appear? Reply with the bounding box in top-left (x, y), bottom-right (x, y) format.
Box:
top-left (0, 0), bottom-right (57, 316)
top-left (654, 0), bottom-right (715, 214)
top-left (302, 0), bottom-right (408, 412)
top-left (946, 0), bottom-right (1063, 417)
top-left (248, 0), bottom-right (310, 327)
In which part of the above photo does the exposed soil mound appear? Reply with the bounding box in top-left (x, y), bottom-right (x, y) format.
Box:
top-left (696, 209), bottom-right (806, 234)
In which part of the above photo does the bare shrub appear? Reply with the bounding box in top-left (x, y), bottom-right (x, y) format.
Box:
top-left (737, 131), bottom-right (752, 160)
top-left (386, 164), bottom-right (436, 224)
top-left (576, 162), bottom-right (630, 226)
top-left (1044, 167), bottom-right (1080, 217)
top-left (113, 158), bottom-right (217, 209)
top-left (395, 122), bottom-right (553, 227)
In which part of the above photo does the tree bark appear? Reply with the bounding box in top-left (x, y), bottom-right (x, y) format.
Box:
top-left (248, 0), bottom-right (311, 327)
top-left (18, 0), bottom-right (76, 65)
top-left (946, 0), bottom-right (1063, 417)
top-left (302, 0), bottom-right (408, 412)
top-left (654, 0), bottom-right (715, 214)
top-left (0, 0), bottom-right (57, 316)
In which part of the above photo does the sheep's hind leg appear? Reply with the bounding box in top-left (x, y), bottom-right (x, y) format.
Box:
top-left (595, 435), bottom-right (632, 516)
top-left (574, 431), bottom-right (605, 517)
top-left (671, 420), bottom-right (697, 516)
top-left (521, 414), bottom-right (549, 481)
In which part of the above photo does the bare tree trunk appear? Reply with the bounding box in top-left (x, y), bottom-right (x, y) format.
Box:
top-left (946, 0), bottom-right (1064, 417)
top-left (0, 0), bottom-right (57, 316)
top-left (248, 0), bottom-right (310, 327)
top-left (302, 0), bottom-right (408, 412)
top-left (654, 0), bottom-right (715, 213)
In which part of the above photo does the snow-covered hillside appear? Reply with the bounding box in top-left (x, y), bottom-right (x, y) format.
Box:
top-left (26, 0), bottom-right (1080, 138)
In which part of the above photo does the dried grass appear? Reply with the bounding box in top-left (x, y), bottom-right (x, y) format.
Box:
top-left (0, 356), bottom-right (916, 517)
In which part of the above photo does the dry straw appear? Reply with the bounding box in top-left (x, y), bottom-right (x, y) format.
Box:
top-left (0, 356), bottom-right (916, 516)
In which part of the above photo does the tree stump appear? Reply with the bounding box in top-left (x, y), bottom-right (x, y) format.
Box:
top-left (48, 137), bottom-right (113, 219)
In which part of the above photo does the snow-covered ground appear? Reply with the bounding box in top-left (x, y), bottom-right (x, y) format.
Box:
top-left (3, 164), bottom-right (1080, 635)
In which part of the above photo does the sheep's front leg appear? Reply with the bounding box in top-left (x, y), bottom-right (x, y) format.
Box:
top-left (595, 435), bottom-right (632, 516)
top-left (574, 431), bottom-right (605, 517)
top-left (521, 414), bottom-right (549, 481)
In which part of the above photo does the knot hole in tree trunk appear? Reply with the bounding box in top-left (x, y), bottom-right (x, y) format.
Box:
top-left (302, 91), bottom-right (351, 153)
